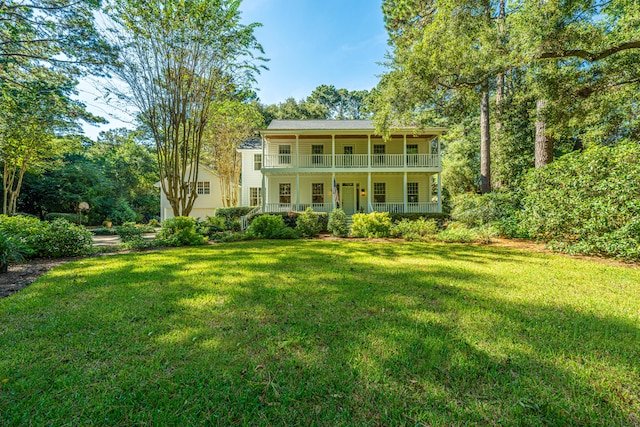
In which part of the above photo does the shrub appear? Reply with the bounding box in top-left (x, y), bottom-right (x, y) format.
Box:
top-left (520, 142), bottom-right (640, 259)
top-left (0, 231), bottom-right (27, 273)
top-left (90, 227), bottom-right (118, 236)
top-left (350, 212), bottom-right (393, 238)
top-left (246, 215), bottom-right (299, 239)
top-left (38, 219), bottom-right (93, 258)
top-left (109, 199), bottom-right (137, 226)
top-left (198, 216), bottom-right (227, 238)
top-left (247, 212), bottom-right (329, 232)
top-left (391, 218), bottom-right (438, 241)
top-left (116, 222), bottom-right (144, 243)
top-left (214, 207), bottom-right (254, 230)
top-left (157, 216), bottom-right (207, 247)
top-left (451, 192), bottom-right (519, 229)
top-left (209, 231), bottom-right (254, 243)
top-left (148, 219), bottom-right (160, 227)
top-left (0, 215), bottom-right (92, 258)
top-left (0, 215), bottom-right (43, 257)
top-left (296, 208), bottom-right (321, 238)
top-left (44, 212), bottom-right (86, 224)
top-left (327, 208), bottom-right (349, 238)
top-left (435, 223), bottom-right (478, 243)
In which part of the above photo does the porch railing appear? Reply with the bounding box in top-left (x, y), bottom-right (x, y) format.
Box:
top-left (264, 203), bottom-right (333, 213)
top-left (371, 202), bottom-right (439, 213)
top-left (239, 206), bottom-right (262, 230)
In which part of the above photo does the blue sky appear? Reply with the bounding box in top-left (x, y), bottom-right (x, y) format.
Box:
top-left (79, 0), bottom-right (388, 138)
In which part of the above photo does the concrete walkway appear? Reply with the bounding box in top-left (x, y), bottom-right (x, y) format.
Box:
top-left (91, 233), bottom-right (157, 247)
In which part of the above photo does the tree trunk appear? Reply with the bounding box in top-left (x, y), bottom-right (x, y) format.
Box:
top-left (480, 81), bottom-right (492, 193)
top-left (535, 99), bottom-right (553, 167)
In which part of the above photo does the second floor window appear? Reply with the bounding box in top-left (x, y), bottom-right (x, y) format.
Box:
top-left (312, 145), bottom-right (324, 165)
top-left (254, 154), bottom-right (262, 170)
top-left (279, 145), bottom-right (291, 164)
top-left (373, 144), bottom-right (385, 165)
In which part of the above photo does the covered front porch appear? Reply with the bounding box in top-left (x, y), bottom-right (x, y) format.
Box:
top-left (261, 172), bottom-right (442, 214)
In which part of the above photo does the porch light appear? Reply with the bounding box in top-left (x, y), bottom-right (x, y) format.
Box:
top-left (361, 188), bottom-right (366, 197)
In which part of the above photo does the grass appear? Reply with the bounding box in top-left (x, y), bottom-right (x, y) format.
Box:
top-left (1, 240), bottom-right (639, 426)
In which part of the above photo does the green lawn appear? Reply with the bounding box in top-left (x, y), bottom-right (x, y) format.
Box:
top-left (1, 241), bottom-right (639, 426)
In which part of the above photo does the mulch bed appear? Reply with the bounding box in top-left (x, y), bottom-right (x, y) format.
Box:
top-left (0, 258), bottom-right (74, 298)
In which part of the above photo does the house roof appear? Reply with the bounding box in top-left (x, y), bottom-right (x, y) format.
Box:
top-left (261, 120), bottom-right (447, 136)
top-left (267, 120), bottom-right (376, 131)
top-left (238, 138), bottom-right (262, 150)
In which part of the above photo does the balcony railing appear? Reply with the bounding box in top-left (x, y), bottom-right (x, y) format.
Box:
top-left (262, 154), bottom-right (439, 169)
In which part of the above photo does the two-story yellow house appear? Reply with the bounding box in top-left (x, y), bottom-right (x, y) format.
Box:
top-left (247, 119), bottom-right (445, 215)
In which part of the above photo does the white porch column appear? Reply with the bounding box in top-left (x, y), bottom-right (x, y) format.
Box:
top-left (261, 174), bottom-right (266, 211)
top-left (367, 172), bottom-right (372, 212)
top-left (437, 173), bottom-right (442, 213)
top-left (403, 134), bottom-right (407, 167)
top-left (295, 134), bottom-right (299, 168)
top-left (367, 134), bottom-right (371, 168)
top-left (331, 172), bottom-right (336, 210)
top-left (261, 135), bottom-right (266, 211)
top-left (295, 173), bottom-right (300, 211)
top-left (331, 134), bottom-right (335, 169)
top-left (437, 137), bottom-right (441, 167)
top-left (403, 172), bottom-right (408, 213)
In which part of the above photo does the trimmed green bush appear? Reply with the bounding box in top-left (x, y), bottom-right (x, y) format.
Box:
top-left (391, 218), bottom-right (438, 241)
top-left (350, 212), bottom-right (393, 238)
top-left (91, 227), bottom-right (118, 236)
top-left (520, 142), bottom-right (640, 259)
top-left (0, 215), bottom-right (92, 258)
top-left (214, 207), bottom-right (254, 230)
top-left (246, 215), bottom-right (299, 239)
top-left (388, 212), bottom-right (448, 226)
top-left (157, 217), bottom-right (207, 247)
top-left (296, 208), bottom-right (322, 238)
top-left (110, 198), bottom-right (137, 226)
top-left (38, 219), bottom-right (94, 258)
top-left (116, 222), bottom-right (144, 243)
top-left (327, 208), bottom-right (349, 238)
top-left (148, 219), bottom-right (160, 227)
top-left (44, 212), bottom-right (86, 224)
top-left (248, 212), bottom-right (329, 232)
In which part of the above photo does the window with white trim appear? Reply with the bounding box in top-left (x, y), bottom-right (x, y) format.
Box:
top-left (407, 182), bottom-right (419, 203)
top-left (250, 187), bottom-right (262, 206)
top-left (279, 183), bottom-right (291, 204)
top-left (374, 182), bottom-right (386, 203)
top-left (312, 183), bottom-right (324, 204)
top-left (279, 145), bottom-right (291, 164)
top-left (373, 144), bottom-right (385, 165)
top-left (197, 181), bottom-right (210, 195)
top-left (254, 154), bottom-right (262, 170)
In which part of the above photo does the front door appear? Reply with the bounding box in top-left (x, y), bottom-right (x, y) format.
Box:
top-left (341, 183), bottom-right (356, 214)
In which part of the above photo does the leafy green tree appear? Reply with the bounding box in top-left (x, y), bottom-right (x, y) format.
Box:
top-left (307, 85), bottom-right (372, 120)
top-left (0, 67), bottom-right (100, 214)
top-left (109, 0), bottom-right (266, 217)
top-left (0, 0), bottom-right (115, 78)
top-left (202, 101), bottom-right (263, 207)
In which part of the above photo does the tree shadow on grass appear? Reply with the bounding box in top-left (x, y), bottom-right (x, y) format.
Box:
top-left (0, 241), bottom-right (638, 426)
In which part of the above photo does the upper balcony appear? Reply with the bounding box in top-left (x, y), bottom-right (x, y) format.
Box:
top-left (263, 153), bottom-right (440, 170)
